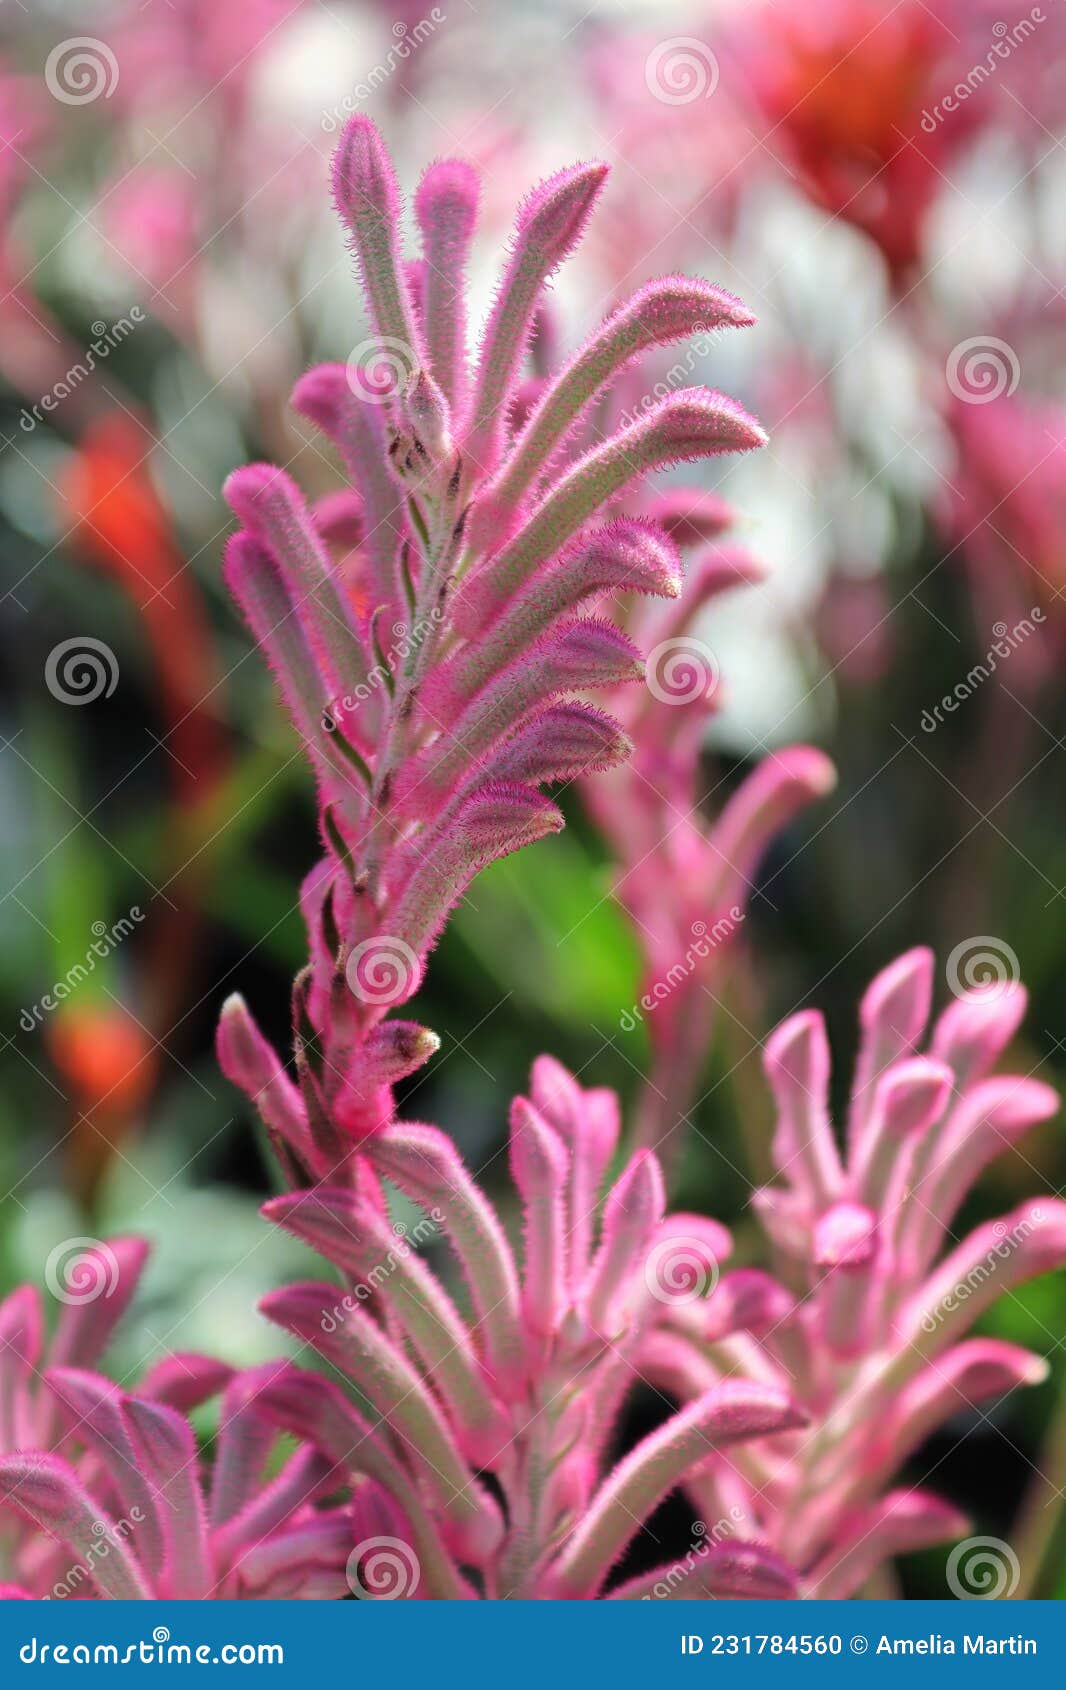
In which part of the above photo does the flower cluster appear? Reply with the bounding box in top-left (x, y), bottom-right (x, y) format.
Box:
top-left (0, 1244), bottom-right (348, 1599)
top-left (258, 1058), bottom-right (803, 1599)
top-left (218, 116), bottom-right (768, 1174)
top-left (641, 950), bottom-right (1066, 1596)
top-left (2, 115), bottom-right (1061, 1608)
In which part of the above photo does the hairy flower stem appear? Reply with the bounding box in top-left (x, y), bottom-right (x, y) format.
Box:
top-left (362, 482), bottom-right (462, 894)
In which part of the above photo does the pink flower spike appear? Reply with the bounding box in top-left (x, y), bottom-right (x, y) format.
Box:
top-left (0, 1288), bottom-right (42, 1444)
top-left (412, 621), bottom-right (643, 806)
top-left (124, 1397), bottom-right (212, 1599)
top-left (44, 1366), bottom-right (167, 1579)
top-left (370, 1124), bottom-right (526, 1398)
top-left (702, 747), bottom-right (837, 918)
top-left (414, 159), bottom-right (479, 412)
top-left (222, 534), bottom-right (351, 792)
top-left (264, 1187), bottom-right (509, 1468)
top-left (528, 1053), bottom-right (584, 1132)
top-left (509, 1097), bottom-right (570, 1340)
top-left (446, 519), bottom-right (683, 701)
top-left (931, 980), bottom-right (1029, 1088)
top-left (331, 116), bottom-right (422, 372)
top-left (137, 1353), bottom-right (234, 1412)
top-left (852, 1056), bottom-right (953, 1206)
top-left (0, 1453), bottom-right (152, 1600)
top-left (903, 1198), bottom-right (1066, 1361)
top-left (458, 389), bottom-right (767, 632)
top-left (224, 463), bottom-right (367, 701)
top-left (487, 703), bottom-right (632, 790)
top-left (466, 161), bottom-right (609, 476)
top-left (902, 1076), bottom-right (1060, 1275)
top-left (290, 365), bottom-right (404, 611)
top-left (886, 1339), bottom-right (1049, 1474)
top-left (217, 994), bottom-right (314, 1184)
top-left (487, 276), bottom-right (758, 520)
top-left (530, 1060), bottom-right (620, 1284)
top-left (220, 125), bottom-right (774, 1198)
top-left (261, 1282), bottom-right (504, 1567)
top-left (764, 1009), bottom-right (842, 1205)
top-left (583, 1150), bottom-right (665, 1332)
top-left (848, 947), bottom-right (935, 1154)
top-left (808, 1491), bottom-right (968, 1600)
top-left (387, 782), bottom-right (563, 962)
top-left (349, 1476), bottom-right (425, 1599)
top-left (552, 1381), bottom-right (805, 1598)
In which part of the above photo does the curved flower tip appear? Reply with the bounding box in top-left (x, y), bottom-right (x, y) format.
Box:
top-left (330, 114), bottom-right (403, 227)
top-left (871, 1057), bottom-right (954, 1139)
top-left (0, 1284), bottom-right (42, 1368)
top-left (932, 977), bottom-right (1029, 1083)
top-left (415, 156), bottom-right (480, 222)
top-left (808, 1491), bottom-right (970, 1600)
top-left (764, 1008), bottom-right (831, 1103)
top-left (652, 388), bottom-right (768, 457)
top-left (514, 160), bottom-right (610, 259)
top-left (859, 945), bottom-right (936, 1045)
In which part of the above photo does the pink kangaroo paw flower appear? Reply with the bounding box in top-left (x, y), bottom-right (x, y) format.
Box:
top-left (414, 159), bottom-right (479, 413)
top-left (764, 1009), bottom-right (842, 1206)
top-left (807, 1491), bottom-right (969, 1600)
top-left (0, 1453), bottom-right (152, 1600)
top-left (466, 161), bottom-right (609, 477)
top-left (552, 1382), bottom-right (805, 1598)
top-left (931, 979), bottom-right (1029, 1088)
top-left (848, 947), bottom-right (935, 1156)
top-left (608, 1541), bottom-right (798, 1601)
top-left (331, 116), bottom-right (424, 374)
